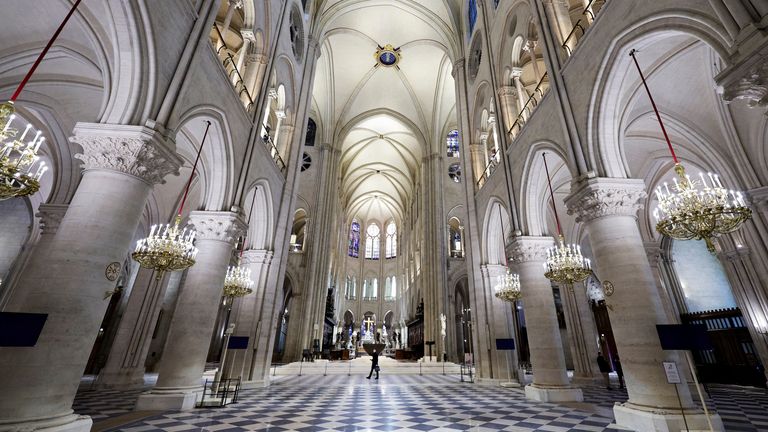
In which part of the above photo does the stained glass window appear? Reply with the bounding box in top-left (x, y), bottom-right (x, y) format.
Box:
top-left (447, 129), bottom-right (460, 157)
top-left (385, 221), bottom-right (397, 258)
top-left (365, 223), bottom-right (380, 259)
top-left (348, 220), bottom-right (360, 257)
top-left (468, 0), bottom-right (477, 34)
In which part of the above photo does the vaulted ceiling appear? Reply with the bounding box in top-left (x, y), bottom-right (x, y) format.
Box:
top-left (311, 0), bottom-right (459, 223)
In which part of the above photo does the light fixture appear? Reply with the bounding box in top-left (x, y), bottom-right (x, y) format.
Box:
top-left (0, 0), bottom-right (83, 199)
top-left (630, 49), bottom-right (751, 253)
top-left (222, 183), bottom-right (258, 299)
top-left (541, 153), bottom-right (592, 286)
top-left (132, 121), bottom-right (212, 276)
top-left (495, 268), bottom-right (522, 302)
top-left (493, 203), bottom-right (522, 302)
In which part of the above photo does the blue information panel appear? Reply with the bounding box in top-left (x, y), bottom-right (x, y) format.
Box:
top-left (656, 324), bottom-right (712, 350)
top-left (0, 312), bottom-right (48, 347)
top-left (228, 336), bottom-right (249, 349)
top-left (495, 338), bottom-right (515, 350)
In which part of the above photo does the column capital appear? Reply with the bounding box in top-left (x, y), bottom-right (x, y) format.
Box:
top-left (228, 0), bottom-right (243, 9)
top-left (242, 249), bottom-right (274, 265)
top-left (36, 203), bottom-right (69, 235)
top-left (508, 235), bottom-right (554, 264)
top-left (188, 211), bottom-right (247, 243)
top-left (240, 28), bottom-right (256, 42)
top-left (70, 123), bottom-right (182, 185)
top-left (716, 52), bottom-right (768, 111)
top-left (565, 177), bottom-right (647, 224)
top-left (510, 67), bottom-right (524, 78)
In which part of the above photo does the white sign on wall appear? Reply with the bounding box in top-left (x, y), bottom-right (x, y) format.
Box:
top-left (663, 361), bottom-right (681, 384)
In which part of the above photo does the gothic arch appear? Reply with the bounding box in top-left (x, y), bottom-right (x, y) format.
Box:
top-left (519, 142), bottom-right (574, 237)
top-left (481, 198), bottom-right (511, 265)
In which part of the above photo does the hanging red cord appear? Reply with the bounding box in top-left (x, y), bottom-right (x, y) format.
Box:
top-left (10, 0), bottom-right (83, 103)
top-left (178, 121), bottom-right (211, 217)
top-left (629, 49), bottom-right (679, 164)
top-left (542, 153), bottom-right (563, 237)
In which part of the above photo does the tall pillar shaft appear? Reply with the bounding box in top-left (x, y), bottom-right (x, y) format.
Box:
top-left (96, 268), bottom-right (170, 389)
top-left (561, 282), bottom-right (601, 383)
top-left (480, 264), bottom-right (521, 384)
top-left (566, 177), bottom-right (723, 432)
top-left (0, 124), bottom-right (180, 432)
top-left (509, 236), bottom-right (582, 402)
top-left (136, 211), bottom-right (245, 411)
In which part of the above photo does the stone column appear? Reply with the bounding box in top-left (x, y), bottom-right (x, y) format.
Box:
top-left (0, 124), bottom-right (180, 432)
top-left (542, 0), bottom-right (576, 53)
top-left (566, 177), bottom-right (723, 432)
top-left (244, 53), bottom-right (268, 100)
top-left (135, 211), bottom-right (245, 411)
top-left (480, 264), bottom-right (521, 385)
top-left (497, 86), bottom-right (518, 136)
top-left (96, 267), bottom-right (170, 389)
top-left (221, 0), bottom-right (243, 38)
top-left (224, 249), bottom-right (273, 384)
top-left (560, 282), bottom-right (602, 384)
top-left (525, 40), bottom-right (543, 83)
top-left (509, 236), bottom-right (582, 402)
top-left (511, 68), bottom-right (528, 119)
top-left (0, 203), bottom-right (68, 308)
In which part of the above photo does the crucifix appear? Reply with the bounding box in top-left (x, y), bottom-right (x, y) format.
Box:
top-left (363, 317), bottom-right (375, 334)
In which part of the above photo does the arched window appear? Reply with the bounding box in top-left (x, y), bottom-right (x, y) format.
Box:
top-left (446, 129), bottom-right (460, 157)
top-left (345, 276), bottom-right (357, 300)
top-left (363, 278), bottom-right (378, 301)
top-left (348, 220), bottom-right (361, 257)
top-left (385, 276), bottom-right (397, 301)
top-left (305, 118), bottom-right (316, 147)
top-left (468, 0), bottom-right (477, 34)
top-left (365, 223), bottom-right (380, 259)
top-left (449, 217), bottom-right (464, 258)
top-left (385, 221), bottom-right (397, 258)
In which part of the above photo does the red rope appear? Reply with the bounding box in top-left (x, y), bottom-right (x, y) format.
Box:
top-left (178, 121), bottom-right (211, 216)
top-left (629, 49), bottom-right (679, 164)
top-left (542, 153), bottom-right (563, 236)
top-left (11, 0), bottom-right (83, 102)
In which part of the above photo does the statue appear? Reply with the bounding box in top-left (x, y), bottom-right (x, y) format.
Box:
top-left (440, 313), bottom-right (446, 338)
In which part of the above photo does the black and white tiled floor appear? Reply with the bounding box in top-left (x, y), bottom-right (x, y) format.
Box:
top-left (109, 375), bottom-right (624, 432)
top-left (72, 373), bottom-right (768, 431)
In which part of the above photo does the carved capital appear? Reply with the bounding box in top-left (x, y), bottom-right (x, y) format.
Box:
top-left (188, 211), bottom-right (247, 243)
top-left (36, 203), bottom-right (69, 235)
top-left (718, 56), bottom-right (768, 110)
top-left (565, 177), bottom-right (646, 223)
top-left (510, 67), bottom-right (524, 78)
top-left (452, 58), bottom-right (466, 77)
top-left (497, 85), bottom-right (517, 98)
top-left (70, 123), bottom-right (181, 185)
top-left (242, 249), bottom-right (274, 266)
top-left (507, 236), bottom-right (554, 264)
top-left (228, 0), bottom-right (243, 9)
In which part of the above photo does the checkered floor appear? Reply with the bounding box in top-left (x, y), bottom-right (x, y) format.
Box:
top-left (72, 373), bottom-right (768, 431)
top-left (104, 375), bottom-right (624, 432)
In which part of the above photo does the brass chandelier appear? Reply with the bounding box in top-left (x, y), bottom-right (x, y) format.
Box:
top-left (0, 0), bottom-right (84, 199)
top-left (222, 182), bottom-right (259, 299)
top-left (494, 268), bottom-right (521, 302)
top-left (541, 153), bottom-right (592, 286)
top-left (493, 203), bottom-right (522, 302)
top-left (132, 121), bottom-right (212, 276)
top-left (630, 49), bottom-right (751, 253)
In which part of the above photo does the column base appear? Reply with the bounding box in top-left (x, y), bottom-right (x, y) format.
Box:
top-left (0, 412), bottom-right (92, 432)
top-left (95, 370), bottom-right (145, 390)
top-left (613, 402), bottom-right (724, 432)
top-left (241, 379), bottom-right (271, 389)
top-left (134, 386), bottom-right (202, 411)
top-left (499, 380), bottom-right (523, 388)
top-left (571, 375), bottom-right (605, 386)
top-left (525, 384), bottom-right (584, 402)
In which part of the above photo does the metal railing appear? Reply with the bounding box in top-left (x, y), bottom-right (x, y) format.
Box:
top-left (212, 24), bottom-right (254, 112)
top-left (561, 0), bottom-right (607, 57)
top-left (197, 378), bottom-right (241, 408)
top-left (507, 73), bottom-right (549, 139)
top-left (476, 156), bottom-right (500, 189)
top-left (261, 127), bottom-right (287, 173)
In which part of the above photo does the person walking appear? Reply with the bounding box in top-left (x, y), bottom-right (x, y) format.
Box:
top-left (597, 352), bottom-right (612, 390)
top-left (367, 349), bottom-right (380, 380)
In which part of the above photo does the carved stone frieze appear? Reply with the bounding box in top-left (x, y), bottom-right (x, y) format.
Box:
top-left (188, 211), bottom-right (247, 243)
top-left (507, 236), bottom-right (554, 264)
top-left (565, 178), bottom-right (646, 224)
top-left (70, 123), bottom-right (181, 185)
top-left (36, 203), bottom-right (69, 235)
